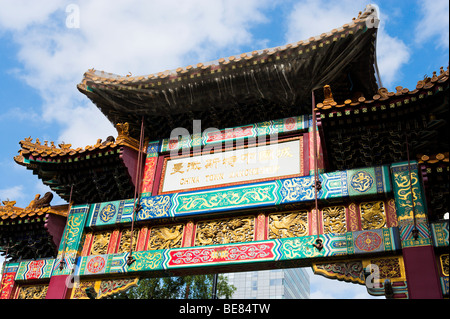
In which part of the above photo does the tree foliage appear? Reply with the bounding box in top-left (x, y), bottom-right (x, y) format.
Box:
top-left (111, 274), bottom-right (236, 299)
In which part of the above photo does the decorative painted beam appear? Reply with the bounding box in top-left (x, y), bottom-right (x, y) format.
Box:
top-left (72, 227), bottom-right (400, 279)
top-left (0, 263), bottom-right (19, 299)
top-left (390, 161), bottom-right (444, 299)
top-left (86, 165), bottom-right (391, 227)
top-left (431, 221), bottom-right (449, 248)
top-left (391, 161), bottom-right (432, 248)
top-left (160, 115), bottom-right (311, 153)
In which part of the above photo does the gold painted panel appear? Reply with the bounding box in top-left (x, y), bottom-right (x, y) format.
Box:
top-left (71, 280), bottom-right (98, 299)
top-left (147, 224), bottom-right (184, 250)
top-left (268, 211), bottom-right (308, 239)
top-left (90, 231), bottom-right (111, 255)
top-left (117, 229), bottom-right (139, 254)
top-left (360, 201), bottom-right (386, 230)
top-left (363, 256), bottom-right (406, 282)
top-left (195, 216), bottom-right (254, 246)
top-left (440, 254), bottom-right (449, 276)
top-left (17, 284), bottom-right (49, 299)
top-left (322, 206), bottom-right (346, 234)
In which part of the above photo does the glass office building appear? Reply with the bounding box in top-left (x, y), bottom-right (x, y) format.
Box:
top-left (223, 267), bottom-right (310, 299)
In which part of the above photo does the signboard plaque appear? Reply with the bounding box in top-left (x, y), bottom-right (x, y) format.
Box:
top-left (159, 137), bottom-right (304, 194)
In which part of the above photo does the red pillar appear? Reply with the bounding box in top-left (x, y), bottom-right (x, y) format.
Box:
top-left (45, 274), bottom-right (72, 299)
top-left (402, 246), bottom-right (443, 299)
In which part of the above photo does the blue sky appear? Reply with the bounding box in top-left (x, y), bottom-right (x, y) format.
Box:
top-left (0, 0), bottom-right (448, 299)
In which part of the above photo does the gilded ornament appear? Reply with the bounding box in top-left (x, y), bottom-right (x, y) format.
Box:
top-left (195, 217), bottom-right (254, 246)
top-left (17, 285), bottom-right (49, 299)
top-left (368, 257), bottom-right (404, 280)
top-left (117, 229), bottom-right (139, 253)
top-left (148, 224), bottom-right (184, 250)
top-left (313, 262), bottom-right (365, 284)
top-left (268, 211), bottom-right (308, 239)
top-left (72, 281), bottom-right (97, 299)
top-left (441, 254), bottom-right (449, 276)
top-left (323, 206), bottom-right (346, 234)
top-left (98, 278), bottom-right (139, 299)
top-left (360, 201), bottom-right (386, 230)
top-left (350, 171), bottom-right (374, 193)
top-left (91, 231), bottom-right (111, 255)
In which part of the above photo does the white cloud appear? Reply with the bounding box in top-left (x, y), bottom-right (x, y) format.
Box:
top-left (415, 0), bottom-right (449, 49)
top-left (375, 26), bottom-right (411, 89)
top-left (0, 0), bottom-right (63, 31)
top-left (0, 185), bottom-right (25, 203)
top-left (1, 0), bottom-right (272, 147)
top-left (284, 0), bottom-right (366, 43)
top-left (306, 268), bottom-right (378, 299)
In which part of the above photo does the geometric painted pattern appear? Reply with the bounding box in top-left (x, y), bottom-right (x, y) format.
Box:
top-left (15, 259), bottom-right (55, 281)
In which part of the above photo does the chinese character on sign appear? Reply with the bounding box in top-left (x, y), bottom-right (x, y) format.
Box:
top-left (187, 161), bottom-right (202, 172)
top-left (223, 156), bottom-right (237, 167)
top-left (205, 158), bottom-right (220, 169)
top-left (171, 163), bottom-right (185, 175)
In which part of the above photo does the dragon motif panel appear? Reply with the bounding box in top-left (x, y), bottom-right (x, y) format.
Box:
top-left (360, 201), bottom-right (386, 230)
top-left (147, 224), bottom-right (184, 250)
top-left (268, 211), bottom-right (308, 239)
top-left (90, 231), bottom-right (111, 255)
top-left (195, 216), bottom-right (254, 246)
top-left (16, 284), bottom-right (49, 299)
top-left (322, 206), bottom-right (346, 234)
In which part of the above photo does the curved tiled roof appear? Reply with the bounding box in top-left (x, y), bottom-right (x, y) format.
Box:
top-left (13, 123), bottom-right (142, 205)
top-left (77, 5), bottom-right (380, 141)
top-left (14, 123), bottom-right (142, 166)
top-left (0, 199), bottom-right (68, 221)
top-left (316, 66), bottom-right (449, 111)
top-left (78, 8), bottom-right (377, 91)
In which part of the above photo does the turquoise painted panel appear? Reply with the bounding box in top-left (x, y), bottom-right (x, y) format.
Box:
top-left (431, 221), bottom-right (449, 247)
top-left (52, 204), bottom-right (90, 276)
top-left (87, 199), bottom-right (134, 227)
top-left (75, 251), bottom-right (165, 277)
top-left (15, 259), bottom-right (55, 281)
top-left (276, 234), bottom-right (347, 260)
top-left (391, 161), bottom-right (432, 248)
top-left (347, 166), bottom-right (390, 197)
top-left (160, 115), bottom-right (311, 153)
top-left (172, 182), bottom-right (279, 216)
